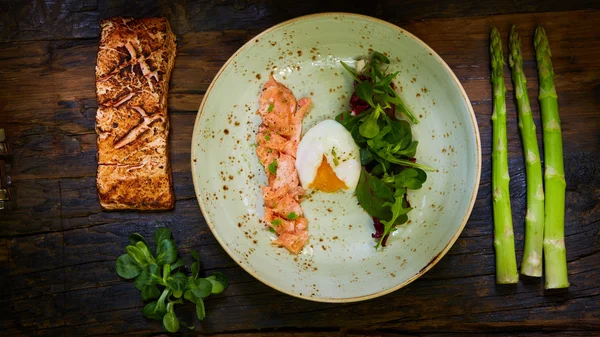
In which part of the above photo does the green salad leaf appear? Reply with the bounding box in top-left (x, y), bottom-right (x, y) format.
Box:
top-left (355, 80), bottom-right (375, 107)
top-left (339, 51), bottom-right (434, 248)
top-left (116, 254), bottom-right (142, 279)
top-left (115, 228), bottom-right (230, 332)
top-left (355, 168), bottom-right (394, 221)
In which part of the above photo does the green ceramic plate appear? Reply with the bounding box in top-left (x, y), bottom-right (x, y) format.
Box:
top-left (191, 13), bottom-right (481, 302)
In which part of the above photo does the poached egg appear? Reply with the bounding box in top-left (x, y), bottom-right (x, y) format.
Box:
top-left (295, 120), bottom-right (361, 193)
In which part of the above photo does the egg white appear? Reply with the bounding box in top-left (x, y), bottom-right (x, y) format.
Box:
top-left (295, 120), bottom-right (361, 193)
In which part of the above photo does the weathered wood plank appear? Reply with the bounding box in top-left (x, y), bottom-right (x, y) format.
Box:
top-left (2, 241), bottom-right (66, 333)
top-left (4, 232), bottom-right (63, 276)
top-left (0, 41), bottom-right (56, 117)
top-left (2, 195), bottom-right (597, 335)
top-left (0, 179), bottom-right (62, 236)
top-left (408, 11), bottom-right (600, 153)
top-left (4, 293), bottom-right (65, 333)
top-left (1, 0), bottom-right (599, 42)
top-left (0, 41), bottom-right (63, 181)
top-left (4, 329), bottom-right (597, 337)
top-left (213, 331), bottom-right (341, 337)
top-left (0, 8), bottom-right (598, 337)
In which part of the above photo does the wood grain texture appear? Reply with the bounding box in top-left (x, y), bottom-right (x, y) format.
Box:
top-left (0, 2), bottom-right (599, 336)
top-left (1, 0), bottom-right (599, 42)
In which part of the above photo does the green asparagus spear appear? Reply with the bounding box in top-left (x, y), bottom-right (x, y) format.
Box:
top-left (508, 26), bottom-right (545, 277)
top-left (490, 26), bottom-right (519, 284)
top-left (534, 25), bottom-right (569, 289)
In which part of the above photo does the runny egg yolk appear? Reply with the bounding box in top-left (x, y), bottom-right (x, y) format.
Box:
top-left (308, 155), bottom-right (348, 192)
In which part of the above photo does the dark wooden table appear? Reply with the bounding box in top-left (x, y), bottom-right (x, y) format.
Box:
top-left (1, 1), bottom-right (599, 336)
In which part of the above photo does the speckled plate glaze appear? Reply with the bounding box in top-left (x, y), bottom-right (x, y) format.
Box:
top-left (191, 13), bottom-right (481, 302)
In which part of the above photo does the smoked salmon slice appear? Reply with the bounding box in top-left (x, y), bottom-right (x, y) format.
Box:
top-left (256, 76), bottom-right (311, 254)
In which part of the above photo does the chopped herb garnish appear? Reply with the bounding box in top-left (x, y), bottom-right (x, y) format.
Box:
top-left (268, 158), bottom-right (278, 175)
top-left (265, 131), bottom-right (271, 141)
top-left (331, 148), bottom-right (340, 166)
top-left (286, 212), bottom-right (298, 220)
top-left (271, 219), bottom-right (282, 226)
top-left (267, 103), bottom-right (274, 112)
top-left (268, 227), bottom-right (276, 233)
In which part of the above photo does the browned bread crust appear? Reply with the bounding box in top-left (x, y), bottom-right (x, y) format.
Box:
top-left (95, 17), bottom-right (176, 210)
top-left (97, 162), bottom-right (173, 210)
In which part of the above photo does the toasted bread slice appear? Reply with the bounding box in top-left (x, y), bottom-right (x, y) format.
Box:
top-left (95, 17), bottom-right (176, 210)
top-left (97, 161), bottom-right (174, 210)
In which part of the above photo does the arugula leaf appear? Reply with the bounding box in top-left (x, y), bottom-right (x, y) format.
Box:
top-left (340, 61), bottom-right (361, 82)
top-left (371, 147), bottom-right (432, 171)
top-left (374, 71), bottom-right (399, 90)
top-left (371, 51), bottom-right (390, 65)
top-left (371, 65), bottom-right (383, 82)
top-left (377, 196), bottom-right (412, 249)
top-left (383, 88), bottom-right (419, 124)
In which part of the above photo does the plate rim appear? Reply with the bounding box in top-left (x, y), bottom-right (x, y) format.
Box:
top-left (190, 12), bottom-right (482, 303)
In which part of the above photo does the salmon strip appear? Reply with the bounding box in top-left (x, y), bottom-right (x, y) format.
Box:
top-left (255, 76), bottom-right (311, 254)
